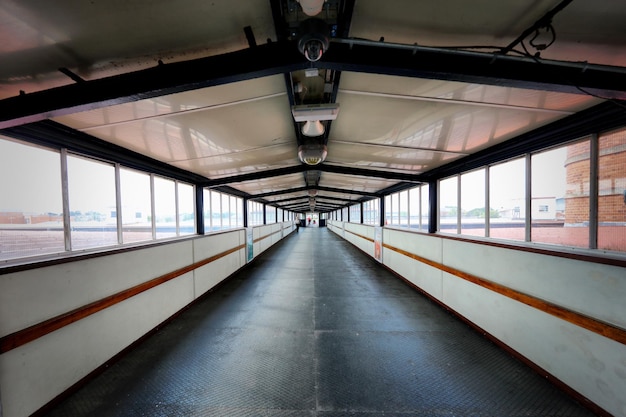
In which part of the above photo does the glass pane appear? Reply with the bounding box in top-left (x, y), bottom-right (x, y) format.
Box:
top-left (231, 196), bottom-right (241, 228)
top-left (0, 138), bottom-right (65, 260)
top-left (489, 158), bottom-right (526, 241)
top-left (420, 184), bottom-right (430, 232)
top-left (409, 187), bottom-right (419, 229)
top-left (531, 141), bottom-right (589, 247)
top-left (67, 155), bottom-right (118, 250)
top-left (399, 191), bottom-right (409, 227)
top-left (439, 176), bottom-right (458, 233)
top-left (461, 169), bottom-right (485, 237)
top-left (120, 168), bottom-right (152, 243)
top-left (203, 189), bottom-right (211, 233)
top-left (211, 191), bottom-right (222, 230)
top-left (391, 193), bottom-right (400, 225)
top-left (222, 192), bottom-right (231, 227)
top-left (154, 176), bottom-right (177, 239)
top-left (178, 182), bottom-right (195, 236)
top-left (384, 195), bottom-right (391, 225)
top-left (598, 129), bottom-right (626, 252)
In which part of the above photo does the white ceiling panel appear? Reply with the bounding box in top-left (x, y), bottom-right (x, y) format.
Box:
top-left (331, 89), bottom-right (571, 158)
top-left (0, 0), bottom-right (276, 99)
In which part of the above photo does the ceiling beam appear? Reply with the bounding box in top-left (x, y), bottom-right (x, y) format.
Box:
top-left (319, 164), bottom-right (424, 182)
top-left (203, 164), bottom-right (307, 187)
top-left (4, 36), bottom-right (626, 129)
top-left (315, 185), bottom-right (379, 197)
top-left (0, 41), bottom-right (308, 129)
top-left (320, 40), bottom-right (626, 100)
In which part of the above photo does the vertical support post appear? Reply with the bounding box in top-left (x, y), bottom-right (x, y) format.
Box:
top-left (379, 196), bottom-right (385, 227)
top-left (150, 174), bottom-right (156, 240)
top-left (114, 163), bottom-right (123, 244)
top-left (428, 180), bottom-right (437, 233)
top-left (263, 203), bottom-right (267, 225)
top-left (360, 201), bottom-right (364, 224)
top-left (60, 148), bottom-right (72, 251)
top-left (525, 154), bottom-right (532, 242)
top-left (243, 197), bottom-right (249, 228)
top-left (589, 133), bottom-right (599, 249)
top-left (485, 166), bottom-right (490, 238)
top-left (174, 181), bottom-right (180, 236)
top-left (195, 185), bottom-right (204, 235)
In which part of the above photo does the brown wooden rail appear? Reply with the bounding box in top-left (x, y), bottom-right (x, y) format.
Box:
top-left (0, 244), bottom-right (245, 354)
top-left (339, 226), bottom-right (626, 346)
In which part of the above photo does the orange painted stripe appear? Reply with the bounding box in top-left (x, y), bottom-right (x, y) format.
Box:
top-left (253, 228), bottom-right (284, 243)
top-left (0, 244), bottom-right (245, 354)
top-left (383, 242), bottom-right (626, 346)
top-left (344, 229), bottom-right (375, 243)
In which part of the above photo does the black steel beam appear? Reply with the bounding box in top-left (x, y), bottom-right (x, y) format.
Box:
top-left (320, 41), bottom-right (626, 100)
top-left (6, 33), bottom-right (626, 132)
top-left (4, 36), bottom-right (626, 129)
top-left (202, 164), bottom-right (307, 187)
top-left (0, 41), bottom-right (308, 129)
top-left (319, 164), bottom-right (423, 182)
top-left (315, 185), bottom-right (379, 197)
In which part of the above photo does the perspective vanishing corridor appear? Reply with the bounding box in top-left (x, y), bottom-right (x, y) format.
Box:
top-left (43, 228), bottom-right (594, 416)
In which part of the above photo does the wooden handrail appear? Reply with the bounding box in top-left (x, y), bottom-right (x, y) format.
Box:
top-left (0, 244), bottom-right (245, 354)
top-left (383, 242), bottom-right (626, 346)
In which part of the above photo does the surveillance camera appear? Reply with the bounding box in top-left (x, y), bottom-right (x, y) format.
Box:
top-left (303, 40), bottom-right (324, 61)
top-left (297, 18), bottom-right (330, 62)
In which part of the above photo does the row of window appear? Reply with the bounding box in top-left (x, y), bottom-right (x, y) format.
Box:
top-left (334, 127), bottom-right (626, 254)
top-left (0, 137), bottom-right (296, 263)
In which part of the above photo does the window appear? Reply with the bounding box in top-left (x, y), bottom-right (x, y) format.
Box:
top-left (409, 187), bottom-right (420, 229)
top-left (349, 204), bottom-right (360, 223)
top-left (439, 176), bottom-right (458, 234)
top-left (67, 154), bottom-right (118, 250)
top-left (363, 199), bottom-right (379, 225)
top-left (489, 158), bottom-right (526, 241)
top-left (398, 190), bottom-right (409, 227)
top-left (531, 141), bottom-right (589, 248)
top-left (0, 138), bottom-right (64, 261)
top-left (598, 128), bottom-right (626, 252)
top-left (153, 176), bottom-right (177, 239)
top-left (248, 201), bottom-right (264, 226)
top-left (120, 168), bottom-right (152, 243)
top-left (460, 169), bottom-right (485, 237)
top-left (221, 192), bottom-right (231, 228)
top-left (266, 205), bottom-right (276, 224)
top-left (233, 195), bottom-right (243, 227)
top-left (178, 182), bottom-right (195, 236)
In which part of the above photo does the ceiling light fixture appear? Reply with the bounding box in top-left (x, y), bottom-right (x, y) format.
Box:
top-left (301, 120), bottom-right (325, 137)
top-left (297, 0), bottom-right (326, 16)
top-left (298, 143), bottom-right (328, 165)
top-left (291, 103), bottom-right (339, 122)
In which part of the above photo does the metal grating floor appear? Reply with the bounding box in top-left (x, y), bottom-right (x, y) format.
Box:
top-left (43, 228), bottom-right (596, 416)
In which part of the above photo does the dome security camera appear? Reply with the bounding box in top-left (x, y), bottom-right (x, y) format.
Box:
top-left (297, 18), bottom-right (330, 62)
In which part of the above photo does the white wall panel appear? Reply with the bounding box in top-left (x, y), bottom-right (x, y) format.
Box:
top-left (442, 239), bottom-right (626, 330)
top-left (0, 240), bottom-right (193, 338)
top-left (0, 272), bottom-right (194, 417)
top-left (0, 225), bottom-right (292, 417)
top-left (331, 225), bottom-right (626, 417)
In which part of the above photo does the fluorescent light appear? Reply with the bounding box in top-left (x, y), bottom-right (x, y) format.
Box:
top-left (291, 103), bottom-right (339, 122)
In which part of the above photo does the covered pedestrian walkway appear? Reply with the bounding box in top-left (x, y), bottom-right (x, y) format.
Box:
top-left (43, 228), bottom-right (594, 416)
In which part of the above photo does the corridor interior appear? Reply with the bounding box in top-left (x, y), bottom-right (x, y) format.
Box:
top-left (42, 228), bottom-right (595, 416)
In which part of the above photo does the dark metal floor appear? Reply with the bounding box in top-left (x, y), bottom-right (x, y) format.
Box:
top-left (43, 228), bottom-right (596, 416)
